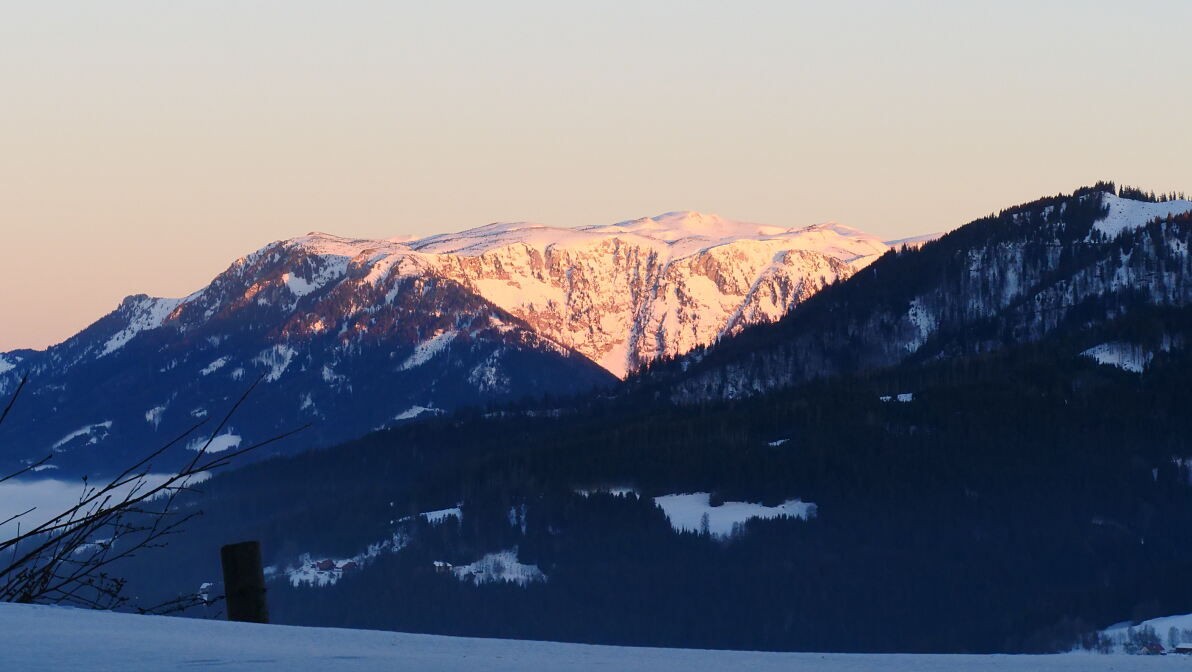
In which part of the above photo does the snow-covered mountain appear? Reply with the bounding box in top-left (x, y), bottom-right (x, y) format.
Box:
top-left (646, 187), bottom-right (1192, 402)
top-left (0, 211), bottom-right (905, 476)
top-left (409, 211), bottom-right (897, 376)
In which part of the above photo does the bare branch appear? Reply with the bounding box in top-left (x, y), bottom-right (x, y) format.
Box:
top-left (0, 376), bottom-right (309, 611)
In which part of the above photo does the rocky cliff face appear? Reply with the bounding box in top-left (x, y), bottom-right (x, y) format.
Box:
top-left (410, 212), bottom-right (892, 377)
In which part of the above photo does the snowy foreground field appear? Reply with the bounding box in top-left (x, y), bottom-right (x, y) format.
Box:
top-left (1, 604), bottom-right (1185, 671)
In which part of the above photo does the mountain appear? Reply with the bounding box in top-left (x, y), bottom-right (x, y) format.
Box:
top-left (403, 211), bottom-right (895, 377)
top-left (20, 183), bottom-right (1192, 655)
top-left (0, 211), bottom-right (901, 476)
top-left (642, 185), bottom-right (1192, 401)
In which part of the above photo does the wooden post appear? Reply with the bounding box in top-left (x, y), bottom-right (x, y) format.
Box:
top-left (220, 540), bottom-right (269, 623)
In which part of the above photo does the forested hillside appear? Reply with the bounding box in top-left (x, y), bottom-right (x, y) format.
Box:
top-left (641, 183), bottom-right (1192, 402)
top-left (119, 306), bottom-right (1192, 653)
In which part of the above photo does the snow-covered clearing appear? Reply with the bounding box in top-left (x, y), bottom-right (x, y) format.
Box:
top-left (653, 492), bottom-right (816, 538)
top-left (184, 431), bottom-right (242, 453)
top-left (49, 420), bottom-right (113, 451)
top-left (0, 603), bottom-right (1176, 672)
top-left (394, 406), bottom-right (442, 421)
top-left (1081, 342), bottom-right (1153, 373)
top-left (418, 506), bottom-right (462, 524)
top-left (1100, 611), bottom-right (1192, 653)
top-left (144, 405), bottom-right (166, 428)
top-left (272, 535), bottom-right (405, 588)
top-left (253, 344), bottom-right (297, 382)
top-left (200, 356), bottom-right (229, 375)
top-left (282, 257), bottom-right (349, 298)
top-left (451, 549), bottom-right (546, 586)
top-left (576, 486), bottom-right (639, 498)
top-left (398, 331), bottom-right (457, 371)
top-left (1094, 193), bottom-right (1192, 238)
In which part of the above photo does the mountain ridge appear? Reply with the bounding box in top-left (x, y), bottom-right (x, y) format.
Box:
top-left (637, 187), bottom-right (1192, 402)
top-left (0, 210), bottom-right (915, 476)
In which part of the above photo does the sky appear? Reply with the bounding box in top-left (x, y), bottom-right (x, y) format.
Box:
top-left (2, 0), bottom-right (1190, 351)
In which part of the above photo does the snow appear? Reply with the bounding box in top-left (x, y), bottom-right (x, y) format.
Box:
top-left (768, 439), bottom-right (789, 447)
top-left (50, 421), bottom-right (113, 451)
top-left (0, 355), bottom-right (15, 375)
top-left (398, 331), bottom-right (456, 371)
top-left (905, 298), bottom-right (935, 352)
top-left (279, 556), bottom-right (347, 588)
top-left (253, 344), bottom-right (297, 382)
top-left (144, 405), bottom-right (166, 429)
top-left (575, 486), bottom-right (639, 498)
top-left (580, 212), bottom-right (889, 262)
top-left (287, 232), bottom-right (412, 259)
top-left (1094, 193), bottom-right (1192, 238)
top-left (472, 277), bottom-right (565, 311)
top-left (880, 393), bottom-right (914, 402)
top-left (184, 432), bottom-right (242, 453)
top-left (420, 506), bottom-right (462, 524)
top-left (394, 406), bottom-right (442, 421)
top-left (272, 531), bottom-right (411, 588)
top-left (1100, 611), bottom-right (1192, 653)
top-left (886, 232), bottom-right (945, 249)
top-left (60, 211), bottom-right (927, 387)
top-left (201, 356), bottom-right (229, 375)
top-left (100, 295), bottom-right (186, 356)
top-left (55, 210), bottom-right (934, 393)
top-left (0, 603), bottom-right (1176, 672)
top-left (274, 506), bottom-right (423, 585)
top-left (451, 548), bottom-right (546, 586)
top-left (653, 493), bottom-right (817, 538)
top-left (321, 364), bottom-right (348, 385)
top-left (1081, 342), bottom-right (1152, 373)
top-left (283, 273), bottom-right (318, 297)
top-left (277, 213), bottom-right (904, 379)
top-left (467, 351), bottom-right (511, 393)
top-left (281, 254), bottom-right (350, 300)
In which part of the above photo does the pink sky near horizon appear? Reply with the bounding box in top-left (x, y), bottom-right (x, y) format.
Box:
top-left (2, 1), bottom-right (1190, 351)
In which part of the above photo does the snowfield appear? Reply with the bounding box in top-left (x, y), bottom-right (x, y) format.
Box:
top-left (451, 548), bottom-right (546, 586)
top-left (654, 492), bottom-right (816, 537)
top-left (1094, 193), bottom-right (1192, 238)
top-left (0, 603), bottom-right (1180, 672)
top-left (1099, 611), bottom-right (1192, 653)
top-left (1081, 342), bottom-right (1154, 373)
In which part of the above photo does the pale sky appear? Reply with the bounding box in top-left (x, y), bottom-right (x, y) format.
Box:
top-left (2, 1), bottom-right (1190, 351)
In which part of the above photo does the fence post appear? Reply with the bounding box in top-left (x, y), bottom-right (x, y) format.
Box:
top-left (220, 540), bottom-right (269, 623)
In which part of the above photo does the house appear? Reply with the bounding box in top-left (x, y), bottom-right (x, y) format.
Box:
top-left (433, 561), bottom-right (453, 573)
top-left (315, 559), bottom-right (337, 572)
top-left (1174, 644), bottom-right (1192, 655)
top-left (1142, 643), bottom-right (1166, 655)
top-left (340, 561), bottom-right (359, 571)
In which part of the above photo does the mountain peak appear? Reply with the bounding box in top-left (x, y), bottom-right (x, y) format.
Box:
top-left (587, 211), bottom-right (786, 242)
